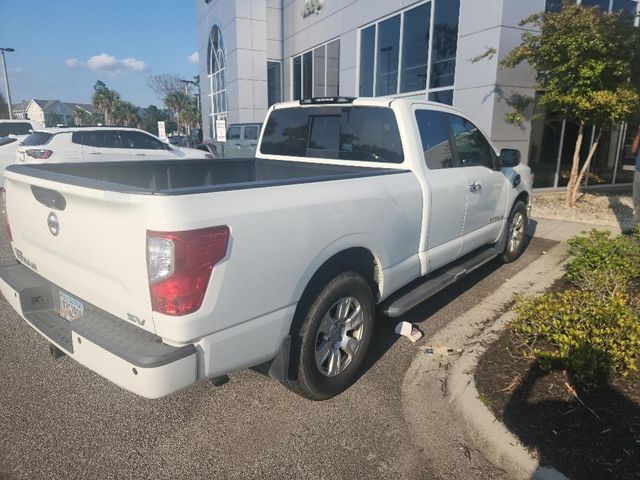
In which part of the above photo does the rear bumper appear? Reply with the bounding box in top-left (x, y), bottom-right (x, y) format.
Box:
top-left (0, 262), bottom-right (197, 399)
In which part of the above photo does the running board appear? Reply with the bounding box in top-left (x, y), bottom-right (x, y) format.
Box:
top-left (383, 246), bottom-right (500, 317)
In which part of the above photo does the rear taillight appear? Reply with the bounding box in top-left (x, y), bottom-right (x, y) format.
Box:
top-left (0, 188), bottom-right (11, 241)
top-left (25, 149), bottom-right (53, 159)
top-left (146, 226), bottom-right (230, 316)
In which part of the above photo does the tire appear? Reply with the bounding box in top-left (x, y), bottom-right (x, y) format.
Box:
top-left (500, 200), bottom-right (529, 263)
top-left (289, 271), bottom-right (375, 401)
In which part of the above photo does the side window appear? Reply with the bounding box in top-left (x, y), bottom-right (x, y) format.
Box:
top-left (227, 127), bottom-right (241, 140)
top-left (81, 131), bottom-right (123, 148)
top-left (243, 126), bottom-right (259, 140)
top-left (447, 114), bottom-right (495, 169)
top-left (415, 110), bottom-right (454, 169)
top-left (0, 122), bottom-right (31, 136)
top-left (120, 131), bottom-right (164, 150)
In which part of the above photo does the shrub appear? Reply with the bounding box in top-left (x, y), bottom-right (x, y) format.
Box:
top-left (566, 229), bottom-right (640, 287)
top-left (511, 288), bottom-right (640, 386)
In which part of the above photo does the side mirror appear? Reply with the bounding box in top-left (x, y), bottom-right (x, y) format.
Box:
top-left (499, 148), bottom-right (521, 168)
top-left (163, 143), bottom-right (173, 151)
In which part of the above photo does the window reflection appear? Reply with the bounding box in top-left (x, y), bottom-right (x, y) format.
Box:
top-left (430, 0), bottom-right (460, 89)
top-left (375, 15), bottom-right (400, 96)
top-left (400, 3), bottom-right (431, 93)
top-left (359, 26), bottom-right (375, 96)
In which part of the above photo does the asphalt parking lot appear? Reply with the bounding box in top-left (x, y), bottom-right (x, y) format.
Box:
top-left (0, 232), bottom-right (554, 480)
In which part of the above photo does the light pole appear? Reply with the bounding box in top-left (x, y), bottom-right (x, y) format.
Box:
top-left (0, 48), bottom-right (15, 120)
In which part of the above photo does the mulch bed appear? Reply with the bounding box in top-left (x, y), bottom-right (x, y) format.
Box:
top-left (475, 329), bottom-right (640, 480)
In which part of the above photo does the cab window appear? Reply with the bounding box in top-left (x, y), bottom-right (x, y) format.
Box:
top-left (415, 110), bottom-right (455, 170)
top-left (227, 127), bottom-right (241, 140)
top-left (447, 114), bottom-right (495, 169)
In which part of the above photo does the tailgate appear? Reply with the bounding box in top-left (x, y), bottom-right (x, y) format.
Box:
top-left (4, 171), bottom-right (156, 333)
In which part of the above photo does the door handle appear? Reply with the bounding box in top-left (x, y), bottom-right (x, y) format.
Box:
top-left (469, 182), bottom-right (482, 193)
top-left (135, 153), bottom-right (146, 156)
top-left (88, 152), bottom-right (102, 155)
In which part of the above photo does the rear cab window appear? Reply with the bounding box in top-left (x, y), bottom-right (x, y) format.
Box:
top-left (260, 106), bottom-right (404, 164)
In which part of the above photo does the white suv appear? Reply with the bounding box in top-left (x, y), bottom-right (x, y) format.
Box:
top-left (15, 127), bottom-right (211, 163)
top-left (0, 119), bottom-right (43, 137)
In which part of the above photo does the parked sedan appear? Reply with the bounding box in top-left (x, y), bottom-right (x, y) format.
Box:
top-left (15, 127), bottom-right (212, 163)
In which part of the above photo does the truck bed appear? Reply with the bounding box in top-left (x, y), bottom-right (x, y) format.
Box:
top-left (6, 158), bottom-right (402, 195)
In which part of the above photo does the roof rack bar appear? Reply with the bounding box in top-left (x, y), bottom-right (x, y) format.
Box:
top-left (299, 97), bottom-right (356, 105)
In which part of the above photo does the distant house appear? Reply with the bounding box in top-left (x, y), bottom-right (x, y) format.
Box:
top-left (11, 101), bottom-right (29, 120)
top-left (12, 99), bottom-right (102, 127)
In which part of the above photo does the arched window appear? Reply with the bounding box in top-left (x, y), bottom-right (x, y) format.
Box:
top-left (207, 25), bottom-right (227, 139)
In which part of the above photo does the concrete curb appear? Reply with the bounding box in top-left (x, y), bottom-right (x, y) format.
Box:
top-left (402, 242), bottom-right (572, 480)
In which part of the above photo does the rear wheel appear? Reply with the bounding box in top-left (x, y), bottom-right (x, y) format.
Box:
top-left (289, 271), bottom-right (375, 400)
top-left (500, 200), bottom-right (528, 263)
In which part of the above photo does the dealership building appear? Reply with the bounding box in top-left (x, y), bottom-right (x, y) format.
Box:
top-left (197, 0), bottom-right (640, 188)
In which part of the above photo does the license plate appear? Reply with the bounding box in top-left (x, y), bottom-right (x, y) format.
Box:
top-left (59, 291), bottom-right (84, 321)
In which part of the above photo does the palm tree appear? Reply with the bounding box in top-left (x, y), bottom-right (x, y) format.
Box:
top-left (112, 101), bottom-right (140, 127)
top-left (165, 91), bottom-right (200, 134)
top-left (91, 80), bottom-right (121, 125)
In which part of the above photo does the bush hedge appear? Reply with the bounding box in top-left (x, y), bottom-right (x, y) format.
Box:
top-left (510, 229), bottom-right (640, 387)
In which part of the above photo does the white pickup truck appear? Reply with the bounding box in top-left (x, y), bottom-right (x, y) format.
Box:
top-left (0, 97), bottom-right (532, 400)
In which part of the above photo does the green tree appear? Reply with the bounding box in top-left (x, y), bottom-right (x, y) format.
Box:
top-left (71, 107), bottom-right (102, 126)
top-left (91, 80), bottom-right (121, 125)
top-left (112, 100), bottom-right (140, 127)
top-left (164, 91), bottom-right (200, 134)
top-left (139, 105), bottom-right (169, 135)
top-left (503, 2), bottom-right (640, 207)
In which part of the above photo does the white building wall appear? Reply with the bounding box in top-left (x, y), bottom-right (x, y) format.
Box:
top-left (453, 0), bottom-right (543, 163)
top-left (197, 0), bottom-right (544, 160)
top-left (198, 0), bottom-right (270, 139)
top-left (26, 102), bottom-right (44, 125)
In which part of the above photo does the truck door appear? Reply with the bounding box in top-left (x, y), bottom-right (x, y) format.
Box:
top-left (414, 109), bottom-right (467, 272)
top-left (447, 114), bottom-right (507, 255)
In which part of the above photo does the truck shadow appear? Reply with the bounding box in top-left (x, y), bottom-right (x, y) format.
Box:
top-left (502, 350), bottom-right (640, 480)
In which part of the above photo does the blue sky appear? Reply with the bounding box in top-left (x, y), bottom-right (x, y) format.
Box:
top-left (1, 0), bottom-right (200, 107)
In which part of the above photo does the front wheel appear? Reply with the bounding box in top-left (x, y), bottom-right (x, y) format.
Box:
top-left (500, 200), bottom-right (529, 263)
top-left (289, 272), bottom-right (375, 401)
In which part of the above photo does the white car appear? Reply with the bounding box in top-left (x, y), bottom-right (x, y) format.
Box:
top-left (0, 119), bottom-right (43, 137)
top-left (15, 127), bottom-right (212, 163)
top-left (0, 97), bottom-right (532, 400)
top-left (0, 136), bottom-right (26, 186)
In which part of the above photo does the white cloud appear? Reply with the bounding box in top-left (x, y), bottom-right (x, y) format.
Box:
top-left (65, 58), bottom-right (81, 68)
top-left (87, 53), bottom-right (119, 71)
top-left (188, 51), bottom-right (199, 65)
top-left (64, 53), bottom-right (148, 75)
top-left (120, 57), bottom-right (147, 72)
